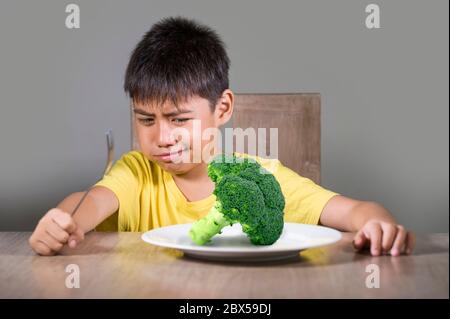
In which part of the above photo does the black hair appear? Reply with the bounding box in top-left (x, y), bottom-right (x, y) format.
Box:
top-left (124, 16), bottom-right (230, 110)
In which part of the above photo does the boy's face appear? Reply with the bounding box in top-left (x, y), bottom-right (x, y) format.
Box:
top-left (133, 91), bottom-right (233, 175)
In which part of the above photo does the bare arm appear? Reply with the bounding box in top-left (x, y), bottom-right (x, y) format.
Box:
top-left (319, 195), bottom-right (396, 232)
top-left (56, 186), bottom-right (119, 233)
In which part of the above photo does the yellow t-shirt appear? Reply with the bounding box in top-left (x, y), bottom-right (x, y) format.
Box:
top-left (94, 151), bottom-right (339, 231)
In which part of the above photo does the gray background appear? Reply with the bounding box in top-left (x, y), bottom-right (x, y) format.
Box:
top-left (0, 0), bottom-right (448, 232)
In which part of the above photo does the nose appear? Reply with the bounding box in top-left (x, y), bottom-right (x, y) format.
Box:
top-left (156, 121), bottom-right (177, 148)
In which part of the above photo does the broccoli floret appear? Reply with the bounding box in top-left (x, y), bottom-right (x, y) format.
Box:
top-left (189, 153), bottom-right (285, 245)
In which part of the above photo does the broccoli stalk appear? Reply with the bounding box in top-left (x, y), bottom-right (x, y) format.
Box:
top-left (189, 202), bottom-right (230, 245)
top-left (188, 153), bottom-right (285, 245)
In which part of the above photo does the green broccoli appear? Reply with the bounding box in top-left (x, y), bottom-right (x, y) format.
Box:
top-left (188, 153), bottom-right (285, 245)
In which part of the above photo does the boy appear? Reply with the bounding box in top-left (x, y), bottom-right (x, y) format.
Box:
top-left (29, 16), bottom-right (415, 257)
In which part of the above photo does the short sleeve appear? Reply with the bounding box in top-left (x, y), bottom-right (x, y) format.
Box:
top-left (271, 161), bottom-right (339, 225)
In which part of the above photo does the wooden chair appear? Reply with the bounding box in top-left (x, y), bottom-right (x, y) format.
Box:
top-left (130, 93), bottom-right (321, 184)
top-left (232, 94), bottom-right (321, 184)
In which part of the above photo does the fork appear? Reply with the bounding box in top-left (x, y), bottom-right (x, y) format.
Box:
top-left (70, 129), bottom-right (114, 217)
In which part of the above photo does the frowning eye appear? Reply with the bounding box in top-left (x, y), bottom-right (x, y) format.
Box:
top-left (172, 118), bottom-right (191, 124)
top-left (137, 118), bottom-right (154, 126)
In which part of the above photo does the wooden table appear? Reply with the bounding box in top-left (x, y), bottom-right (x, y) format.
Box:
top-left (0, 232), bottom-right (448, 298)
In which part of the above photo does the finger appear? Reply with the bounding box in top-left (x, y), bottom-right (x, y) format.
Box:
top-left (34, 240), bottom-right (55, 256)
top-left (52, 213), bottom-right (77, 233)
top-left (43, 231), bottom-right (64, 252)
top-left (390, 225), bottom-right (407, 256)
top-left (68, 227), bottom-right (85, 248)
top-left (381, 223), bottom-right (397, 254)
top-left (365, 223), bottom-right (382, 256)
top-left (29, 235), bottom-right (51, 256)
top-left (353, 230), bottom-right (368, 250)
top-left (47, 220), bottom-right (70, 244)
top-left (405, 231), bottom-right (416, 255)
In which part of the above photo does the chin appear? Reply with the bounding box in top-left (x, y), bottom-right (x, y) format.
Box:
top-left (158, 161), bottom-right (193, 175)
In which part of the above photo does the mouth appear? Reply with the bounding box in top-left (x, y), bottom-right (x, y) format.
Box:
top-left (154, 148), bottom-right (188, 162)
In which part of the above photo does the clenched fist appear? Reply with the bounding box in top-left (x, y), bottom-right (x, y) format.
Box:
top-left (29, 208), bottom-right (85, 256)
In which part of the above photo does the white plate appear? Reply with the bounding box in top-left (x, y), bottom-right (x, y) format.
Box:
top-left (141, 223), bottom-right (342, 262)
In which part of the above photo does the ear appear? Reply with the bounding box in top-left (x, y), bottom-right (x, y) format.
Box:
top-left (214, 89), bottom-right (234, 126)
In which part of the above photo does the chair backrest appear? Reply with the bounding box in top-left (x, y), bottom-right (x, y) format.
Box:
top-left (130, 93), bottom-right (321, 184)
top-left (232, 93), bottom-right (321, 184)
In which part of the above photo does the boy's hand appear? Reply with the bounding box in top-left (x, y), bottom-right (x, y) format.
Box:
top-left (353, 219), bottom-right (415, 256)
top-left (29, 208), bottom-right (85, 256)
